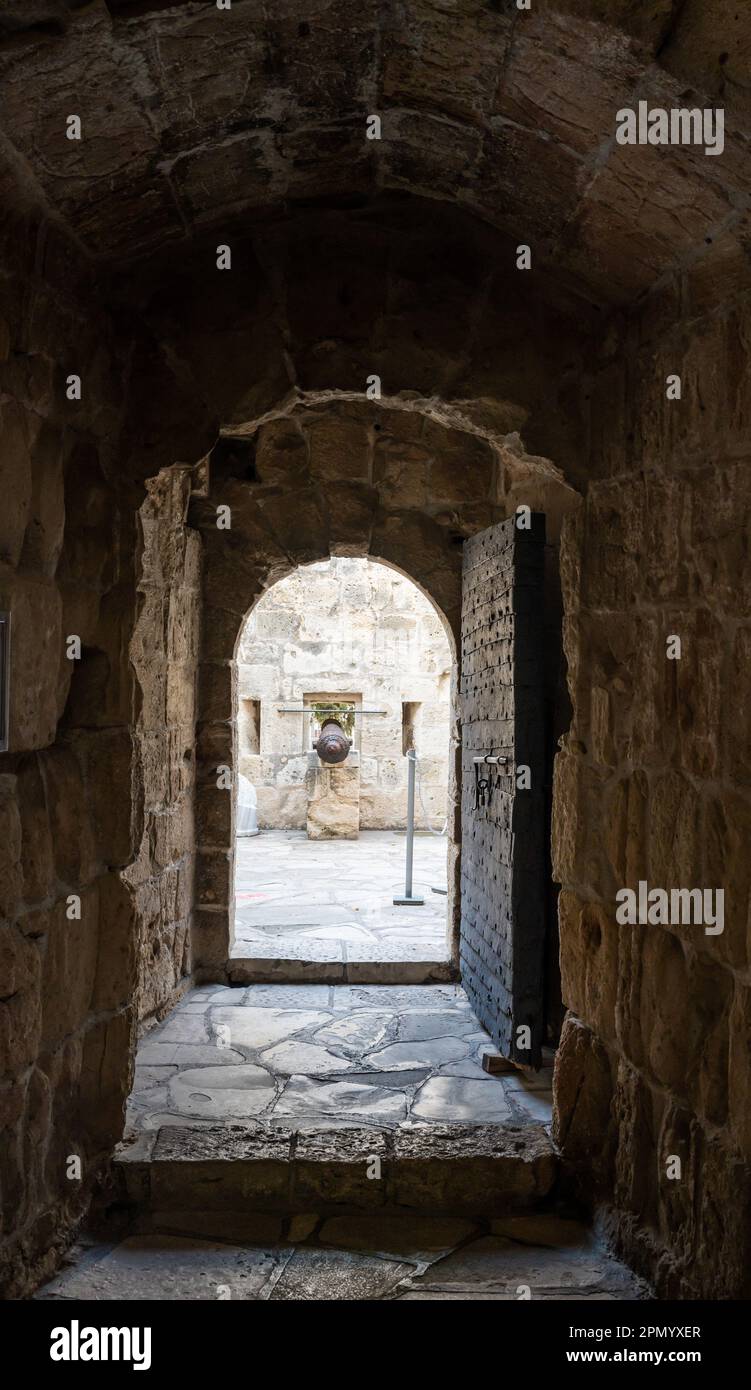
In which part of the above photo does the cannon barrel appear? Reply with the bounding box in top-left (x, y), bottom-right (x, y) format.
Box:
top-left (314, 717), bottom-right (351, 765)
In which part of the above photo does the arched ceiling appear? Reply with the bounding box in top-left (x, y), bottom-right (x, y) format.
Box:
top-left (1, 0), bottom-right (749, 305)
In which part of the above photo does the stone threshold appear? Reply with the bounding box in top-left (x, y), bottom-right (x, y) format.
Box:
top-left (227, 958), bottom-right (460, 985)
top-left (114, 1123), bottom-right (557, 1231)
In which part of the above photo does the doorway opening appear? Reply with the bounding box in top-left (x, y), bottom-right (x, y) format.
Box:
top-left (231, 556), bottom-right (454, 975)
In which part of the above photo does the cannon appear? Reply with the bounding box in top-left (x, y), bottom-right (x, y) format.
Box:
top-left (313, 717), bottom-right (351, 765)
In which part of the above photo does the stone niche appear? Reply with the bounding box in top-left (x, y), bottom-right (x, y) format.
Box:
top-left (306, 749), bottom-right (360, 839)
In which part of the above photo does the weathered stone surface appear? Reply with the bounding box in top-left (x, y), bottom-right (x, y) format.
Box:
top-left (269, 1247), bottom-right (409, 1301)
top-left (38, 1235), bottom-right (284, 1302)
top-left (306, 757), bottom-right (361, 841)
top-left (238, 557), bottom-right (451, 831)
top-left (2, 0), bottom-right (750, 1310)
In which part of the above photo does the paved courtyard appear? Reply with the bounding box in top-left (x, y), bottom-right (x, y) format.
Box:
top-left (232, 830), bottom-right (449, 964)
top-left (128, 984), bottom-right (553, 1136)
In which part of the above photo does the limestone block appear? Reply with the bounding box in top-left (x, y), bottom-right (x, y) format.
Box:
top-left (0, 399), bottom-right (32, 568)
top-left (612, 1059), bottom-right (659, 1224)
top-left (688, 465), bottom-right (751, 620)
top-left (552, 1014), bottom-right (614, 1198)
top-left (273, 788), bottom-right (307, 829)
top-left (2, 573), bottom-right (62, 751)
top-left (198, 661), bottom-right (233, 723)
top-left (195, 783), bottom-right (232, 849)
top-left (253, 608), bottom-right (301, 642)
top-left (73, 728), bottom-right (135, 868)
top-left (689, 1129), bottom-right (751, 1300)
top-left (197, 721), bottom-right (232, 767)
top-left (702, 791), bottom-right (751, 973)
top-left (359, 790), bottom-right (404, 830)
top-left (21, 422), bottom-right (65, 576)
top-left (253, 418), bottom-right (309, 488)
top-left (0, 776), bottom-right (22, 921)
top-left (166, 660), bottom-right (197, 727)
top-left (601, 772), bottom-right (648, 889)
top-left (582, 478), bottom-right (646, 610)
top-left (276, 755), bottom-right (309, 786)
top-left (282, 643), bottom-right (332, 677)
top-left (42, 745), bottom-right (97, 887)
top-left (378, 758), bottom-right (403, 790)
top-left (307, 411), bottom-right (370, 484)
top-left (0, 922), bottom-right (42, 1078)
top-left (674, 612), bottom-right (722, 780)
top-left (40, 900), bottom-right (98, 1051)
top-left (307, 757), bottom-right (360, 839)
top-left (93, 873), bottom-right (138, 1014)
top-left (558, 892), bottom-right (618, 1045)
top-left (239, 752), bottom-right (264, 783)
top-left (639, 929), bottom-right (690, 1096)
top-left (551, 744), bottom-right (583, 884)
top-left (647, 771), bottom-right (702, 890)
top-left (202, 605), bottom-right (245, 661)
top-left (688, 954), bottom-right (731, 1128)
top-left (728, 981), bottom-right (751, 1157)
top-left (167, 587), bottom-right (199, 664)
top-left (151, 796), bottom-right (196, 870)
top-left (80, 1010), bottom-right (133, 1148)
top-left (196, 849), bottom-right (232, 909)
top-left (724, 626), bottom-right (751, 782)
top-left (193, 907), bottom-right (232, 974)
top-left (16, 755), bottom-right (53, 906)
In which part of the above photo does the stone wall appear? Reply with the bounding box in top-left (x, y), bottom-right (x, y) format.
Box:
top-left (0, 204), bottom-right (138, 1297)
top-left (0, 200), bottom-right (202, 1302)
top-left (236, 556), bottom-right (451, 831)
top-left (553, 239), bottom-right (751, 1299)
top-left (162, 209), bottom-right (750, 1297)
top-left (1, 0), bottom-right (750, 1310)
top-left (140, 206), bottom-right (582, 981)
top-left (124, 466), bottom-right (201, 1022)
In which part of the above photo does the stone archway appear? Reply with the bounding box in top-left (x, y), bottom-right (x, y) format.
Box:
top-left (185, 396), bottom-right (578, 1019)
top-left (229, 553), bottom-right (457, 974)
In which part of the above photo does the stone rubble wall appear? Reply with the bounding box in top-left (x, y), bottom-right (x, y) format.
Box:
top-left (236, 556), bottom-right (451, 831)
top-left (0, 208), bottom-right (138, 1297)
top-left (123, 466), bottom-right (200, 1021)
top-left (553, 242), bottom-right (751, 1299)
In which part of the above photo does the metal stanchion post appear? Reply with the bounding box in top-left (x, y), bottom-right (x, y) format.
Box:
top-left (393, 749), bottom-right (424, 905)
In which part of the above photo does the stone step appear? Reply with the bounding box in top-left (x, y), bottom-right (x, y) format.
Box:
top-left (226, 957), bottom-right (460, 986)
top-left (114, 1123), bottom-right (558, 1238)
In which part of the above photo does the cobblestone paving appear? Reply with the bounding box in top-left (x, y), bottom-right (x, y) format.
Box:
top-left (128, 985), bottom-right (554, 1136)
top-left (232, 830), bottom-right (449, 963)
top-left (37, 1214), bottom-right (648, 1301)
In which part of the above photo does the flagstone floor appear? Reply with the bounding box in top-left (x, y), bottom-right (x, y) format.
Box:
top-left (232, 830), bottom-right (449, 964)
top-left (128, 984), bottom-right (554, 1136)
top-left (37, 1214), bottom-right (648, 1301)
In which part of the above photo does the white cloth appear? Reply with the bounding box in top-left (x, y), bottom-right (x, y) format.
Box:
top-left (236, 774), bottom-right (259, 836)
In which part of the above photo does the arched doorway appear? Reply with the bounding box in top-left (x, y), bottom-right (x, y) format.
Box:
top-left (231, 556), bottom-right (454, 976)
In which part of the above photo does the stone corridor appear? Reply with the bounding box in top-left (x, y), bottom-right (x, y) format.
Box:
top-left (2, 0), bottom-right (750, 1313)
top-left (45, 986), bottom-right (642, 1302)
